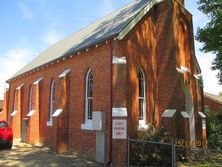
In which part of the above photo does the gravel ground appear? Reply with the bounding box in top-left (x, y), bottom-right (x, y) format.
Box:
top-left (0, 140), bottom-right (103, 167)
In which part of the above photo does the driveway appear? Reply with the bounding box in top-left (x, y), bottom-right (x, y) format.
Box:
top-left (0, 141), bottom-right (102, 167)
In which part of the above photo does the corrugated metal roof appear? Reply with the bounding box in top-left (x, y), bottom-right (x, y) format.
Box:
top-left (9, 0), bottom-right (152, 80)
top-left (205, 92), bottom-right (222, 104)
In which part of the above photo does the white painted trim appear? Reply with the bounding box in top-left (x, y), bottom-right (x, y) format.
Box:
top-left (58, 69), bottom-right (71, 78)
top-left (16, 84), bottom-right (24, 90)
top-left (176, 65), bottom-right (190, 74)
top-left (193, 74), bottom-right (202, 80)
top-left (27, 110), bottom-right (35, 117)
top-left (112, 108), bottom-right (127, 117)
top-left (138, 123), bottom-right (148, 130)
top-left (162, 109), bottom-right (176, 118)
top-left (198, 112), bottom-right (206, 118)
top-left (46, 120), bottom-right (53, 126)
top-left (138, 68), bottom-right (146, 126)
top-left (117, 0), bottom-right (164, 40)
top-left (47, 79), bottom-right (55, 126)
top-left (112, 56), bottom-right (126, 64)
top-left (11, 110), bottom-right (18, 116)
top-left (181, 111), bottom-right (189, 118)
top-left (52, 109), bottom-right (63, 117)
top-left (85, 69), bottom-right (93, 123)
top-left (81, 120), bottom-right (93, 130)
top-left (181, 66), bottom-right (190, 72)
top-left (33, 77), bottom-right (43, 85)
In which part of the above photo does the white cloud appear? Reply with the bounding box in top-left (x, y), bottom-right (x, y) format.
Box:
top-left (18, 2), bottom-right (34, 20)
top-left (197, 55), bottom-right (222, 95)
top-left (101, 0), bottom-right (114, 15)
top-left (42, 30), bottom-right (62, 45)
top-left (0, 48), bottom-right (35, 99)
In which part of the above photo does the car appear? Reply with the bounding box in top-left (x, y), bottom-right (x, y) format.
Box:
top-left (0, 120), bottom-right (13, 149)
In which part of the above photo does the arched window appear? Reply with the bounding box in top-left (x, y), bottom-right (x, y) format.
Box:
top-left (29, 85), bottom-right (34, 111)
top-left (47, 79), bottom-right (55, 126)
top-left (13, 90), bottom-right (18, 112)
top-left (138, 68), bottom-right (146, 125)
top-left (85, 69), bottom-right (93, 121)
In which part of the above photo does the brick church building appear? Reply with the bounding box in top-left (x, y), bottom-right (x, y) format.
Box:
top-left (2, 0), bottom-right (207, 166)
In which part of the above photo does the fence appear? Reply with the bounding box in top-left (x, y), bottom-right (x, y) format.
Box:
top-left (128, 138), bottom-right (176, 167)
top-left (128, 138), bottom-right (222, 167)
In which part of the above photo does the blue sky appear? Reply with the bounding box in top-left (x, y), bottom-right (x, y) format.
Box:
top-left (0, 0), bottom-right (221, 99)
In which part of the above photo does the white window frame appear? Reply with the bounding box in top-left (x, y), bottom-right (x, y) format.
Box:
top-left (138, 68), bottom-right (147, 129)
top-left (47, 79), bottom-right (55, 126)
top-left (27, 85), bottom-right (36, 117)
top-left (81, 69), bottom-right (93, 130)
top-left (29, 85), bottom-right (34, 111)
top-left (11, 90), bottom-right (18, 116)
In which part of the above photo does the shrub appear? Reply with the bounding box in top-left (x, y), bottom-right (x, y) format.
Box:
top-left (129, 125), bottom-right (173, 166)
top-left (206, 112), bottom-right (222, 149)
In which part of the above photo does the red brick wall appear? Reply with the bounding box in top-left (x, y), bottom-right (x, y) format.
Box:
top-left (204, 97), bottom-right (222, 113)
top-left (10, 87), bottom-right (22, 139)
top-left (7, 42), bottom-right (112, 161)
top-left (4, 0), bottom-right (204, 166)
top-left (110, 0), bottom-right (204, 165)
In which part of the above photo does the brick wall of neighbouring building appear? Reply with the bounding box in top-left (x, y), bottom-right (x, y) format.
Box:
top-left (204, 92), bottom-right (222, 113)
top-left (3, 0), bottom-right (204, 166)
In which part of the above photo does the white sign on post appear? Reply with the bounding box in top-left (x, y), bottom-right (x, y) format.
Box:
top-left (112, 119), bottom-right (127, 139)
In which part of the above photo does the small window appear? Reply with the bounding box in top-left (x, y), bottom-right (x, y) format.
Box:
top-left (81, 69), bottom-right (93, 130)
top-left (47, 79), bottom-right (55, 126)
top-left (86, 70), bottom-right (93, 120)
top-left (29, 85), bottom-right (34, 112)
top-left (13, 90), bottom-right (18, 112)
top-left (138, 68), bottom-right (146, 126)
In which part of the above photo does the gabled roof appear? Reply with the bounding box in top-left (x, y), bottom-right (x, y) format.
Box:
top-left (205, 92), bottom-right (222, 105)
top-left (8, 0), bottom-right (163, 81)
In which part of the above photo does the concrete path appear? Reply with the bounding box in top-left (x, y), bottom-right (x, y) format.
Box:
top-left (0, 141), bottom-right (102, 167)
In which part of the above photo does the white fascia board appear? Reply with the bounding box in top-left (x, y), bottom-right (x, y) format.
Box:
top-left (59, 69), bottom-right (71, 78)
top-left (33, 77), bottom-right (43, 85)
top-left (16, 84), bottom-right (24, 90)
top-left (117, 0), bottom-right (164, 40)
top-left (112, 56), bottom-right (126, 64)
top-left (27, 110), bottom-right (35, 117)
top-left (11, 110), bottom-right (18, 116)
top-left (52, 109), bottom-right (63, 117)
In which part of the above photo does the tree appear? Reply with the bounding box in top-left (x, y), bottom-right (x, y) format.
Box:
top-left (196, 0), bottom-right (222, 83)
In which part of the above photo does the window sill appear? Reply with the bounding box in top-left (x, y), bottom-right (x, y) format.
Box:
top-left (138, 124), bottom-right (148, 130)
top-left (27, 110), bottom-right (35, 117)
top-left (47, 120), bottom-right (53, 127)
top-left (81, 121), bottom-right (93, 130)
